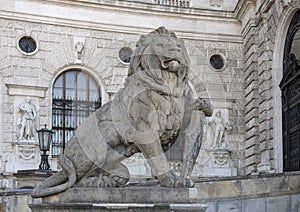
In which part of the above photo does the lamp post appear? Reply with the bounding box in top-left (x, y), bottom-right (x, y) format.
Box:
top-left (37, 125), bottom-right (54, 170)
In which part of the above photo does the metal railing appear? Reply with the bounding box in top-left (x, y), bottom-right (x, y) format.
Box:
top-left (154, 0), bottom-right (190, 8)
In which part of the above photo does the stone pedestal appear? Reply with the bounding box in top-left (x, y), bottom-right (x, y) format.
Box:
top-left (29, 187), bottom-right (208, 211)
top-left (201, 148), bottom-right (237, 177)
top-left (5, 140), bottom-right (40, 173)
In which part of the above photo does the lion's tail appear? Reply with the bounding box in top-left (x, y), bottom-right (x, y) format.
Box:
top-left (31, 154), bottom-right (76, 198)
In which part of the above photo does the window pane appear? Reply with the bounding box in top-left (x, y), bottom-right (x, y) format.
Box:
top-left (77, 73), bottom-right (88, 101)
top-left (66, 72), bottom-right (75, 100)
top-left (291, 30), bottom-right (300, 58)
top-left (89, 79), bottom-right (99, 101)
top-left (52, 129), bottom-right (63, 157)
top-left (53, 76), bottom-right (63, 99)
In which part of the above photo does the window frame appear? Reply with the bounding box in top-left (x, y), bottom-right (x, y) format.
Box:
top-left (51, 69), bottom-right (101, 157)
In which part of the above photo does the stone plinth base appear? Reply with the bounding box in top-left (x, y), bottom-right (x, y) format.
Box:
top-left (43, 187), bottom-right (199, 204)
top-left (29, 187), bottom-right (208, 211)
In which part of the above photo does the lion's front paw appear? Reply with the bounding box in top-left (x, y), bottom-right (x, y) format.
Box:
top-left (158, 171), bottom-right (194, 188)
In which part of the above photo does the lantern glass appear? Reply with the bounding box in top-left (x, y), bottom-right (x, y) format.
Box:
top-left (37, 126), bottom-right (53, 151)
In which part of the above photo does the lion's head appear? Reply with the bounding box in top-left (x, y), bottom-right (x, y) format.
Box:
top-left (128, 27), bottom-right (190, 82)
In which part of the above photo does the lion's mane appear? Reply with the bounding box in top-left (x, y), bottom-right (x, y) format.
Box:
top-left (128, 26), bottom-right (190, 83)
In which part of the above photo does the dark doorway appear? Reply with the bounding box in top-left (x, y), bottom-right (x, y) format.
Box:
top-left (280, 10), bottom-right (300, 171)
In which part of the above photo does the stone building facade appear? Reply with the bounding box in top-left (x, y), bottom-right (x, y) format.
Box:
top-left (0, 0), bottom-right (300, 201)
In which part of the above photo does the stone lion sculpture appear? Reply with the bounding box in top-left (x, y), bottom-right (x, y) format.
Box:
top-left (32, 27), bottom-right (213, 198)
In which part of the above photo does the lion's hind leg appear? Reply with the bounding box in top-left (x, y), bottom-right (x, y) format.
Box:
top-left (76, 163), bottom-right (129, 188)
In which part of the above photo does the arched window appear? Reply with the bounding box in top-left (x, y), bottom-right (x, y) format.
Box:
top-left (280, 10), bottom-right (300, 171)
top-left (52, 70), bottom-right (101, 157)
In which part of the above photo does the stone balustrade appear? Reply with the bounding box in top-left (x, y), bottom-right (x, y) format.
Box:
top-left (153, 0), bottom-right (190, 8)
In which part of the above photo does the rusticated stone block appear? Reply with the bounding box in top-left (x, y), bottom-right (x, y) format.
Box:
top-left (195, 182), bottom-right (217, 199)
top-left (216, 180), bottom-right (241, 198)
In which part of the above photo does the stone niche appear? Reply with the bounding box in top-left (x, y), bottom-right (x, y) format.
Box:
top-left (195, 100), bottom-right (238, 177)
top-left (4, 84), bottom-right (47, 173)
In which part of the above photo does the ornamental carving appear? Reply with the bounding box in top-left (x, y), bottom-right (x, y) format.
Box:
top-left (213, 149), bottom-right (229, 166)
top-left (18, 146), bottom-right (36, 160)
top-left (75, 41), bottom-right (84, 60)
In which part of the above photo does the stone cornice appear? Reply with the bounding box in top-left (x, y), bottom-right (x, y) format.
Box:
top-left (234, 0), bottom-right (256, 22)
top-left (257, 0), bottom-right (275, 14)
top-left (25, 0), bottom-right (236, 19)
top-left (241, 18), bottom-right (257, 38)
top-left (0, 0), bottom-right (243, 42)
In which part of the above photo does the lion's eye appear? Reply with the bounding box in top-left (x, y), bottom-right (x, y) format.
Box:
top-left (156, 43), bottom-right (163, 47)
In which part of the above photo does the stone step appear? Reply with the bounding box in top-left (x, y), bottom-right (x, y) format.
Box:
top-left (29, 202), bottom-right (208, 212)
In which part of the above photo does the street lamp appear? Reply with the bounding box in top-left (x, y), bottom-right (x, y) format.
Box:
top-left (37, 125), bottom-right (54, 170)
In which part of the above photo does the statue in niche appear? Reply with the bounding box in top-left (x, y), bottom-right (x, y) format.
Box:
top-left (208, 110), bottom-right (231, 149)
top-left (75, 41), bottom-right (84, 60)
top-left (32, 27), bottom-right (213, 198)
top-left (17, 97), bottom-right (37, 140)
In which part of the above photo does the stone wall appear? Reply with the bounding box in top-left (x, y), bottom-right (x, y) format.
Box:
top-left (0, 12), bottom-right (245, 177)
top-left (0, 17), bottom-right (138, 173)
top-left (0, 0), bottom-right (245, 177)
top-left (186, 39), bottom-right (245, 176)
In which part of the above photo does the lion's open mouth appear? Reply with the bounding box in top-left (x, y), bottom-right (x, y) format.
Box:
top-left (162, 60), bottom-right (180, 72)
